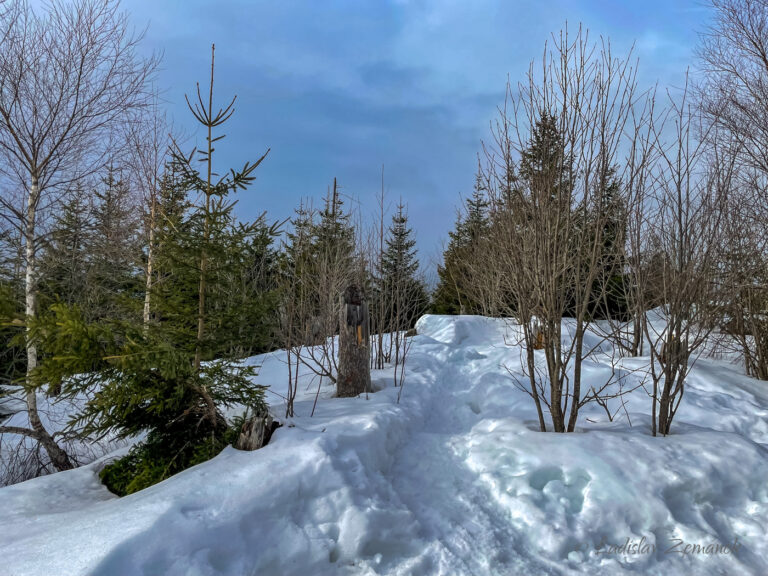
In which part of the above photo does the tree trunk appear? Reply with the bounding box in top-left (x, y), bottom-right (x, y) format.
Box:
top-left (24, 175), bottom-right (73, 471)
top-left (194, 223), bottom-right (208, 370)
top-left (25, 177), bottom-right (37, 377)
top-left (567, 327), bottom-right (584, 432)
top-left (337, 284), bottom-right (371, 397)
top-left (143, 194), bottom-right (156, 326)
top-left (194, 44), bottom-right (216, 372)
top-left (525, 332), bottom-right (547, 432)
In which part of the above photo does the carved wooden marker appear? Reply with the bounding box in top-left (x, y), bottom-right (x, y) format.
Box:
top-left (337, 284), bottom-right (371, 397)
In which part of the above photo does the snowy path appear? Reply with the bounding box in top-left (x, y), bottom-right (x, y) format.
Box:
top-left (381, 339), bottom-right (560, 575)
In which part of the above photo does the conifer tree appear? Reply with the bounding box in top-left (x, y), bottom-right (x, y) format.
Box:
top-left (312, 179), bottom-right (356, 278)
top-left (0, 230), bottom-right (24, 392)
top-left (308, 179), bottom-right (357, 330)
top-left (589, 167), bottom-right (630, 320)
top-left (207, 217), bottom-right (280, 357)
top-left (278, 202), bottom-right (317, 416)
top-left (518, 111), bottom-right (572, 200)
top-left (146, 166), bottom-right (197, 346)
top-left (278, 181), bottom-right (361, 393)
top-left (87, 167), bottom-right (144, 322)
top-left (378, 202), bottom-right (428, 330)
top-left (284, 202), bottom-right (315, 273)
top-left (280, 201), bottom-right (315, 340)
top-left (281, 182), bottom-right (359, 337)
top-left (175, 45), bottom-right (269, 371)
top-left (27, 45), bottom-right (271, 494)
top-left (464, 180), bottom-right (491, 242)
top-left (0, 281), bottom-right (25, 394)
top-left (432, 181), bottom-right (489, 314)
top-left (37, 192), bottom-right (92, 312)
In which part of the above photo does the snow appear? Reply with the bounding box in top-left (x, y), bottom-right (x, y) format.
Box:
top-left (0, 390), bottom-right (128, 486)
top-left (1, 314), bottom-right (768, 575)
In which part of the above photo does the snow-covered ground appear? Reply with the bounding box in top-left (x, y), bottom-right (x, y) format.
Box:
top-left (1, 315), bottom-right (767, 575)
top-left (0, 390), bottom-right (128, 486)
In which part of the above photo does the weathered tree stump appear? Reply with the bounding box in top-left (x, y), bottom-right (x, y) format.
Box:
top-left (235, 410), bottom-right (279, 451)
top-left (337, 284), bottom-right (371, 397)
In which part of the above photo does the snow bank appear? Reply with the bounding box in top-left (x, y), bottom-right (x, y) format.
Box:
top-left (1, 314), bottom-right (767, 575)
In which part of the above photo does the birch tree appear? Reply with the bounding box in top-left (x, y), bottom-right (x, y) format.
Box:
top-left (0, 0), bottom-right (156, 471)
top-left (125, 100), bottom-right (174, 327)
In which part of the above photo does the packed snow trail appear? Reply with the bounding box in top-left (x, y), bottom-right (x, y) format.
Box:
top-left (1, 315), bottom-right (768, 575)
top-left (380, 332), bottom-right (562, 575)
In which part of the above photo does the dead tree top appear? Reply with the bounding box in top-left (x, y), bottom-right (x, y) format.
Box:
top-left (344, 285), bottom-right (365, 307)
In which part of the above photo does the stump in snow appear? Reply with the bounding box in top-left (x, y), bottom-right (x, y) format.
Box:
top-left (235, 410), bottom-right (279, 451)
top-left (337, 284), bottom-right (371, 397)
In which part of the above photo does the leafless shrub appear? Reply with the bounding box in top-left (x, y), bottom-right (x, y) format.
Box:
top-left (698, 0), bottom-right (768, 380)
top-left (477, 25), bottom-right (652, 432)
top-left (630, 83), bottom-right (727, 436)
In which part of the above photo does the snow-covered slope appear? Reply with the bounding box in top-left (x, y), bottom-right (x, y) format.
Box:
top-left (1, 315), bottom-right (767, 575)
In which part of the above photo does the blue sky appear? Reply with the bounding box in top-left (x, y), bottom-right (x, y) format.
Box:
top-left (129, 0), bottom-right (712, 268)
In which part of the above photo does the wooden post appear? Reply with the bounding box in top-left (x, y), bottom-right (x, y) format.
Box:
top-left (337, 284), bottom-right (371, 397)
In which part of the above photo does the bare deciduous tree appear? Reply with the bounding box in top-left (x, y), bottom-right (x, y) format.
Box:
top-left (478, 26), bottom-right (651, 432)
top-left (125, 97), bottom-right (174, 327)
top-left (700, 0), bottom-right (768, 174)
top-left (632, 84), bottom-right (727, 436)
top-left (0, 0), bottom-right (157, 471)
top-left (699, 0), bottom-right (768, 380)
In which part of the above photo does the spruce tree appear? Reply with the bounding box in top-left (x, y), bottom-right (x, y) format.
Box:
top-left (284, 202), bottom-right (314, 272)
top-left (176, 47), bottom-right (269, 372)
top-left (378, 202), bottom-right (428, 330)
top-left (308, 179), bottom-right (358, 328)
top-left (590, 167), bottom-right (630, 319)
top-left (0, 280), bottom-right (25, 394)
top-left (312, 179), bottom-right (356, 278)
top-left (37, 192), bottom-right (92, 312)
top-left (280, 201), bottom-right (315, 341)
top-left (432, 181), bottom-right (489, 314)
top-left (148, 166), bottom-right (198, 347)
top-left (278, 201), bottom-right (316, 415)
top-left (206, 217), bottom-right (280, 357)
top-left (463, 180), bottom-right (490, 243)
top-left (519, 111), bottom-right (572, 201)
top-left (0, 231), bottom-right (23, 392)
top-left (87, 167), bottom-right (144, 322)
top-left (28, 45), bottom-right (271, 495)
